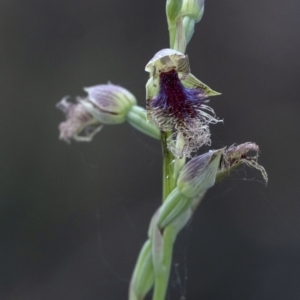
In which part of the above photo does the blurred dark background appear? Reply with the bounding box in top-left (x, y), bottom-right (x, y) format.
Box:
top-left (1, 0), bottom-right (300, 299)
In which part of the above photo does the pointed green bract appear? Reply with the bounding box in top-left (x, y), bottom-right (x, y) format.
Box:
top-left (177, 150), bottom-right (223, 198)
top-left (129, 240), bottom-right (154, 300)
top-left (157, 187), bottom-right (191, 229)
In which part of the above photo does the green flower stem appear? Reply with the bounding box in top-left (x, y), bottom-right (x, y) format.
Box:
top-left (151, 133), bottom-right (180, 300)
top-left (161, 132), bottom-right (176, 201)
top-left (173, 17), bottom-right (186, 53)
top-left (152, 226), bottom-right (176, 300)
top-left (168, 23), bottom-right (176, 49)
top-left (150, 11), bottom-right (188, 299)
top-left (173, 133), bottom-right (186, 181)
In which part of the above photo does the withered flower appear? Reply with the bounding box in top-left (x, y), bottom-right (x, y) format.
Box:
top-left (218, 142), bottom-right (268, 183)
top-left (145, 49), bottom-right (221, 157)
top-left (56, 84), bottom-right (136, 143)
top-left (177, 142), bottom-right (268, 198)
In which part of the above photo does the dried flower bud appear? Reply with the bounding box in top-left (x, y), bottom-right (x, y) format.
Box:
top-left (218, 142), bottom-right (268, 183)
top-left (145, 49), bottom-right (221, 157)
top-left (56, 97), bottom-right (101, 143)
top-left (56, 84), bottom-right (136, 143)
top-left (178, 142), bottom-right (268, 198)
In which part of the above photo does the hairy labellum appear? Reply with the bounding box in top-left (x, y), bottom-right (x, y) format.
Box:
top-left (147, 68), bottom-right (219, 157)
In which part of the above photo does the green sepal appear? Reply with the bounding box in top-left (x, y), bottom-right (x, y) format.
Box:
top-left (182, 73), bottom-right (221, 96)
top-left (177, 150), bottom-right (222, 198)
top-left (146, 76), bottom-right (159, 99)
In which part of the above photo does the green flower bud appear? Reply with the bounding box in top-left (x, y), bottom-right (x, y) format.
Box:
top-left (81, 84), bottom-right (136, 125)
top-left (181, 0), bottom-right (204, 23)
top-left (177, 149), bottom-right (223, 198)
top-left (166, 0), bottom-right (183, 50)
top-left (181, 0), bottom-right (205, 44)
top-left (166, 0), bottom-right (183, 22)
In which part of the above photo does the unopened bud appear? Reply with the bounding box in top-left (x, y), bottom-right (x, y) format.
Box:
top-left (166, 0), bottom-right (183, 22)
top-left (177, 149), bottom-right (222, 198)
top-left (181, 0), bottom-right (204, 23)
top-left (181, 0), bottom-right (205, 44)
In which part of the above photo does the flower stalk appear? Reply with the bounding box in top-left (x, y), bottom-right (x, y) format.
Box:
top-left (161, 131), bottom-right (176, 201)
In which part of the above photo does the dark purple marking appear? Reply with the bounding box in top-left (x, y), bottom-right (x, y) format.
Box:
top-left (152, 69), bottom-right (207, 125)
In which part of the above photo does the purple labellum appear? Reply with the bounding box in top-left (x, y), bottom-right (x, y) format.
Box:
top-left (152, 69), bottom-right (206, 126)
top-left (147, 69), bottom-right (219, 157)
